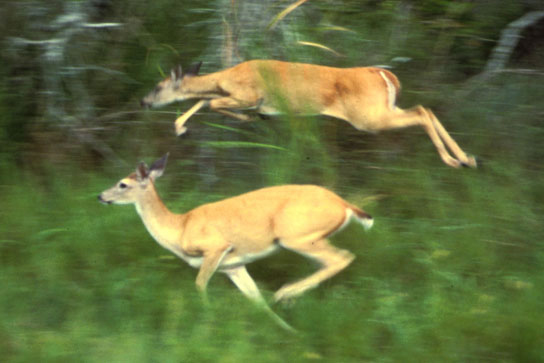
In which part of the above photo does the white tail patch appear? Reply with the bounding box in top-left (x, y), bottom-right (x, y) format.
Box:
top-left (359, 215), bottom-right (374, 231)
top-left (340, 208), bottom-right (374, 233)
top-left (380, 71), bottom-right (396, 111)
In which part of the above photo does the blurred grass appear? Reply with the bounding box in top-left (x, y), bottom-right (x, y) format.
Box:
top-left (1, 98), bottom-right (543, 361)
top-left (1, 1), bottom-right (543, 360)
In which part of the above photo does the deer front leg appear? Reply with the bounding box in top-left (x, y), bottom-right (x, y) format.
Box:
top-left (175, 100), bottom-right (208, 136)
top-left (223, 266), bottom-right (297, 333)
top-left (209, 97), bottom-right (256, 122)
top-left (195, 245), bottom-right (233, 304)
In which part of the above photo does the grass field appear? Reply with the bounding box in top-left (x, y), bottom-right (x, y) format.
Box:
top-left (1, 73), bottom-right (543, 362)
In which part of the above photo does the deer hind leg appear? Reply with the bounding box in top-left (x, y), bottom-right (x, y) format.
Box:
top-left (426, 109), bottom-right (477, 168)
top-left (375, 105), bottom-right (463, 168)
top-left (274, 238), bottom-right (355, 303)
top-left (223, 266), bottom-right (296, 333)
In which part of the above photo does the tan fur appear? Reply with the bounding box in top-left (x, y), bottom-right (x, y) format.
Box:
top-left (98, 154), bottom-right (373, 331)
top-left (141, 60), bottom-right (476, 168)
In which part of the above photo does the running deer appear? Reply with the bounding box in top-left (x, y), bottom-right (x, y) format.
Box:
top-left (141, 60), bottom-right (476, 168)
top-left (98, 154), bottom-right (373, 332)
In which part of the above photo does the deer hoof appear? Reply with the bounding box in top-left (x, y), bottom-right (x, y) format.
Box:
top-left (461, 156), bottom-right (478, 169)
top-left (175, 125), bottom-right (188, 136)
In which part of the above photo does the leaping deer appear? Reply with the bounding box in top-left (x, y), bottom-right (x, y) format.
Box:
top-left (98, 153), bottom-right (374, 332)
top-left (141, 60), bottom-right (476, 169)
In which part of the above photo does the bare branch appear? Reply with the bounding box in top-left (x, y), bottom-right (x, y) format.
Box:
top-left (83, 22), bottom-right (123, 28)
top-left (484, 11), bottom-right (544, 73)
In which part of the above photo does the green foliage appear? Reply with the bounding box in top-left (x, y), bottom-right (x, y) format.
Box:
top-left (1, 0), bottom-right (543, 361)
top-left (1, 121), bottom-right (543, 361)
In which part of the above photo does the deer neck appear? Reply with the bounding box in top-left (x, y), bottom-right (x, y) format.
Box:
top-left (183, 73), bottom-right (225, 99)
top-left (134, 184), bottom-right (183, 248)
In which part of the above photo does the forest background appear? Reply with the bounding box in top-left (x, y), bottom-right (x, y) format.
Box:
top-left (1, 0), bottom-right (543, 361)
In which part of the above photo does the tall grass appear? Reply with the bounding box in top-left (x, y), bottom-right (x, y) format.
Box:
top-left (1, 0), bottom-right (542, 360)
top-left (0, 8), bottom-right (542, 352)
top-left (2, 73), bottom-right (543, 361)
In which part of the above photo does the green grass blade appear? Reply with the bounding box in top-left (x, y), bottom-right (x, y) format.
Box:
top-left (202, 141), bottom-right (287, 151)
top-left (199, 121), bottom-right (257, 137)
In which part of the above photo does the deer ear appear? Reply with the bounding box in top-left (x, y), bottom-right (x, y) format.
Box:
top-left (171, 65), bottom-right (182, 81)
top-left (185, 61), bottom-right (202, 77)
top-left (149, 153), bottom-right (169, 181)
top-left (136, 162), bottom-right (149, 181)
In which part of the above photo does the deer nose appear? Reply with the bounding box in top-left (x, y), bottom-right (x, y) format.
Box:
top-left (97, 195), bottom-right (110, 204)
top-left (140, 99), bottom-right (148, 108)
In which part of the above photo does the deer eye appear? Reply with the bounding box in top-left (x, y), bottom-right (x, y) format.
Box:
top-left (119, 182), bottom-right (128, 189)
